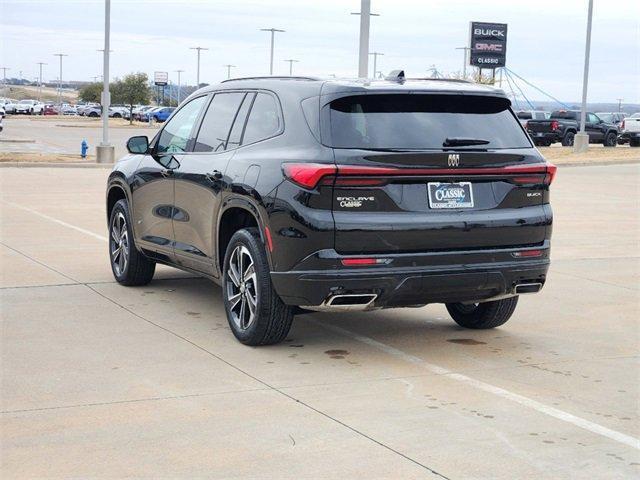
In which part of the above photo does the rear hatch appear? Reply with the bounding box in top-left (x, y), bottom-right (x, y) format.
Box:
top-left (323, 93), bottom-right (554, 254)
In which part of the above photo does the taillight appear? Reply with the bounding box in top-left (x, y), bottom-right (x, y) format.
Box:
top-left (550, 120), bottom-right (559, 131)
top-left (341, 257), bottom-right (389, 266)
top-left (621, 120), bottom-right (625, 130)
top-left (524, 121), bottom-right (529, 129)
top-left (511, 249), bottom-right (544, 258)
top-left (282, 163), bottom-right (336, 189)
top-left (282, 162), bottom-right (558, 188)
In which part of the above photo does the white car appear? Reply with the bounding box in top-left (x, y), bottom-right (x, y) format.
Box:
top-left (0, 106), bottom-right (5, 118)
top-left (1, 98), bottom-right (18, 114)
top-left (620, 113), bottom-right (640, 147)
top-left (15, 100), bottom-right (44, 115)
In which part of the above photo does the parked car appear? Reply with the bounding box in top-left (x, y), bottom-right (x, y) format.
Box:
top-left (132, 105), bottom-right (154, 121)
top-left (620, 113), bottom-right (640, 147)
top-left (516, 110), bottom-right (550, 127)
top-left (149, 106), bottom-right (175, 122)
top-left (526, 110), bottom-right (618, 147)
top-left (43, 104), bottom-right (58, 115)
top-left (14, 99), bottom-right (44, 115)
top-left (0, 98), bottom-right (18, 114)
top-left (106, 76), bottom-right (556, 346)
top-left (60, 104), bottom-right (77, 115)
top-left (139, 107), bottom-right (161, 122)
top-left (85, 105), bottom-right (102, 117)
top-left (109, 105), bottom-right (130, 118)
top-left (0, 115), bottom-right (3, 133)
top-left (0, 106), bottom-right (5, 118)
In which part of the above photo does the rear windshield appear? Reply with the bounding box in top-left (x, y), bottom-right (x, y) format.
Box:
top-left (550, 111), bottom-right (578, 120)
top-left (327, 94), bottom-right (530, 150)
top-left (517, 111), bottom-right (532, 119)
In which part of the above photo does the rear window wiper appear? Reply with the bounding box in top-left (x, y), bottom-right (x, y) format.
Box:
top-left (443, 137), bottom-right (490, 147)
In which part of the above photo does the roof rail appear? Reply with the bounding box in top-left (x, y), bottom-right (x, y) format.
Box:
top-left (221, 76), bottom-right (321, 83)
top-left (407, 77), bottom-right (474, 84)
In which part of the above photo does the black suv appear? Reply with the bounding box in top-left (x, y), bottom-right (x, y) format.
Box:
top-left (106, 75), bottom-right (555, 345)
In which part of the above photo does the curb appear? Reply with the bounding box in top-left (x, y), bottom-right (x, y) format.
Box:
top-left (0, 162), bottom-right (113, 169)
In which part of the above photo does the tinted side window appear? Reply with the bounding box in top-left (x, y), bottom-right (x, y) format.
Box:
top-left (227, 93), bottom-right (255, 150)
top-left (588, 113), bottom-right (599, 123)
top-left (156, 96), bottom-right (206, 154)
top-left (194, 92), bottom-right (245, 152)
top-left (242, 93), bottom-right (281, 145)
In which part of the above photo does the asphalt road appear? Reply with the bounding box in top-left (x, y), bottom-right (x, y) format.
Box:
top-left (1, 164), bottom-right (639, 479)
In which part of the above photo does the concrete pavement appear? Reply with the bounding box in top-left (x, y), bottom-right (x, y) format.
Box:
top-left (1, 165), bottom-right (639, 479)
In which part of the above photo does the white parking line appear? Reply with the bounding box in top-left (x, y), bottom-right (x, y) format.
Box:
top-left (314, 320), bottom-right (640, 451)
top-left (6, 200), bottom-right (638, 451)
top-left (2, 201), bottom-right (108, 242)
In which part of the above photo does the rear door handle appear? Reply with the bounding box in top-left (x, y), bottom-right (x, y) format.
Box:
top-left (161, 168), bottom-right (174, 178)
top-left (206, 170), bottom-right (223, 182)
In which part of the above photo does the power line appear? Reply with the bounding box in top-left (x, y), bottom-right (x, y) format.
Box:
top-left (505, 69), bottom-right (535, 110)
top-left (505, 68), bottom-right (570, 109)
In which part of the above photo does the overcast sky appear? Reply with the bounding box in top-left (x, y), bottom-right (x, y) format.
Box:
top-left (1, 0), bottom-right (638, 103)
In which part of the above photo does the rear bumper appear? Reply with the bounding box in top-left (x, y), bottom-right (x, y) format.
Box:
top-left (271, 243), bottom-right (550, 308)
top-left (620, 132), bottom-right (640, 140)
top-left (527, 131), bottom-right (561, 142)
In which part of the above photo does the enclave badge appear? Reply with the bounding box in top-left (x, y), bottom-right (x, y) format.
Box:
top-left (448, 154), bottom-right (460, 167)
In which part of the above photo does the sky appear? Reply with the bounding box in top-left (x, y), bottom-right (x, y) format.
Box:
top-left (1, 0), bottom-right (639, 104)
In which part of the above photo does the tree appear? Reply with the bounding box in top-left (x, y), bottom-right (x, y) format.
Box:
top-left (78, 82), bottom-right (103, 103)
top-left (111, 73), bottom-right (150, 123)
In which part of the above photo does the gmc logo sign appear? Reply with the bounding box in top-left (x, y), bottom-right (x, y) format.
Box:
top-left (474, 43), bottom-right (503, 52)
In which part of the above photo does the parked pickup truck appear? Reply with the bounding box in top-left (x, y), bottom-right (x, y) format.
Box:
top-left (526, 110), bottom-right (618, 147)
top-left (620, 113), bottom-right (640, 147)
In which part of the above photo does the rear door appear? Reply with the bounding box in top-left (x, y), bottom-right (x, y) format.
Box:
top-left (586, 113), bottom-right (604, 141)
top-left (323, 93), bottom-right (553, 255)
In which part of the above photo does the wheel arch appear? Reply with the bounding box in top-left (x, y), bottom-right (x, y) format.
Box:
top-left (217, 198), bottom-right (272, 276)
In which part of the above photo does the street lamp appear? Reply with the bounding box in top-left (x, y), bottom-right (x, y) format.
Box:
top-left (36, 63), bottom-right (47, 102)
top-left (53, 53), bottom-right (68, 106)
top-left (190, 46), bottom-right (209, 87)
top-left (283, 59), bottom-right (299, 76)
top-left (455, 46), bottom-right (470, 79)
top-left (260, 28), bottom-right (285, 75)
top-left (368, 52), bottom-right (383, 79)
top-left (175, 70), bottom-right (184, 104)
top-left (574, 0), bottom-right (594, 153)
top-left (0, 67), bottom-right (8, 87)
top-left (96, 0), bottom-right (114, 163)
top-left (223, 64), bottom-right (236, 79)
top-left (351, 0), bottom-right (380, 78)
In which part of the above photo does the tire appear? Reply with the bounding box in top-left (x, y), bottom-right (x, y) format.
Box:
top-left (222, 227), bottom-right (293, 346)
top-left (113, 113), bottom-right (121, 118)
top-left (89, 112), bottom-right (99, 118)
top-left (561, 131), bottom-right (575, 147)
top-left (446, 296), bottom-right (519, 329)
top-left (630, 138), bottom-right (640, 147)
top-left (603, 131), bottom-right (617, 147)
top-left (109, 199), bottom-right (155, 286)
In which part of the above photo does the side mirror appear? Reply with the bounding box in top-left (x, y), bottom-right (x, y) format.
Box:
top-left (127, 135), bottom-right (149, 154)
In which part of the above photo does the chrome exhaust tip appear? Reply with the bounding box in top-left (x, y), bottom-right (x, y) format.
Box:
top-left (301, 293), bottom-right (378, 312)
top-left (514, 282), bottom-right (543, 295)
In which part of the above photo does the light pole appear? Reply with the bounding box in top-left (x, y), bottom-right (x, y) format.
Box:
top-left (36, 62), bottom-right (47, 102)
top-left (616, 98), bottom-right (623, 112)
top-left (53, 53), bottom-right (68, 106)
top-left (368, 52), bottom-right (383, 79)
top-left (260, 28), bottom-right (285, 75)
top-left (96, 0), bottom-right (114, 163)
top-left (175, 70), bottom-right (184, 104)
top-left (190, 46), bottom-right (209, 87)
top-left (0, 67), bottom-right (8, 87)
top-left (223, 64), bottom-right (236, 79)
top-left (351, 0), bottom-right (379, 78)
top-left (283, 59), bottom-right (299, 76)
top-left (574, 0), bottom-right (594, 153)
top-left (455, 46), bottom-right (470, 78)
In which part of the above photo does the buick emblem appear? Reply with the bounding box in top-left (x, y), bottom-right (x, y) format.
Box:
top-left (447, 154), bottom-right (460, 167)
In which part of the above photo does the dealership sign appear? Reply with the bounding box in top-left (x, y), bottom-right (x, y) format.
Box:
top-left (469, 22), bottom-right (507, 68)
top-left (154, 71), bottom-right (169, 86)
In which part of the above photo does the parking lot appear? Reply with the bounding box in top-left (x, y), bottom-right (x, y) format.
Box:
top-left (0, 163), bottom-right (638, 478)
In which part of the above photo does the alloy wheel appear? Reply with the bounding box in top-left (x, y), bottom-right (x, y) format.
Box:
top-left (226, 245), bottom-right (258, 330)
top-left (110, 211), bottom-right (129, 276)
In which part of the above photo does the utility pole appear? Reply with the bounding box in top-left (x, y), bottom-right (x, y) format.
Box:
top-left (175, 70), bottom-right (184, 104)
top-left (96, 0), bottom-right (114, 163)
top-left (455, 46), bottom-right (470, 79)
top-left (223, 64), bottom-right (236, 79)
top-left (260, 28), bottom-right (285, 75)
top-left (190, 46), bottom-right (209, 87)
top-left (53, 53), bottom-right (68, 106)
top-left (616, 98), bottom-right (623, 112)
top-left (368, 52), bottom-right (383, 79)
top-left (574, 0), bottom-right (594, 153)
top-left (36, 62), bottom-right (47, 102)
top-left (351, 0), bottom-right (379, 78)
top-left (283, 59), bottom-right (298, 76)
top-left (0, 67), bottom-right (8, 87)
